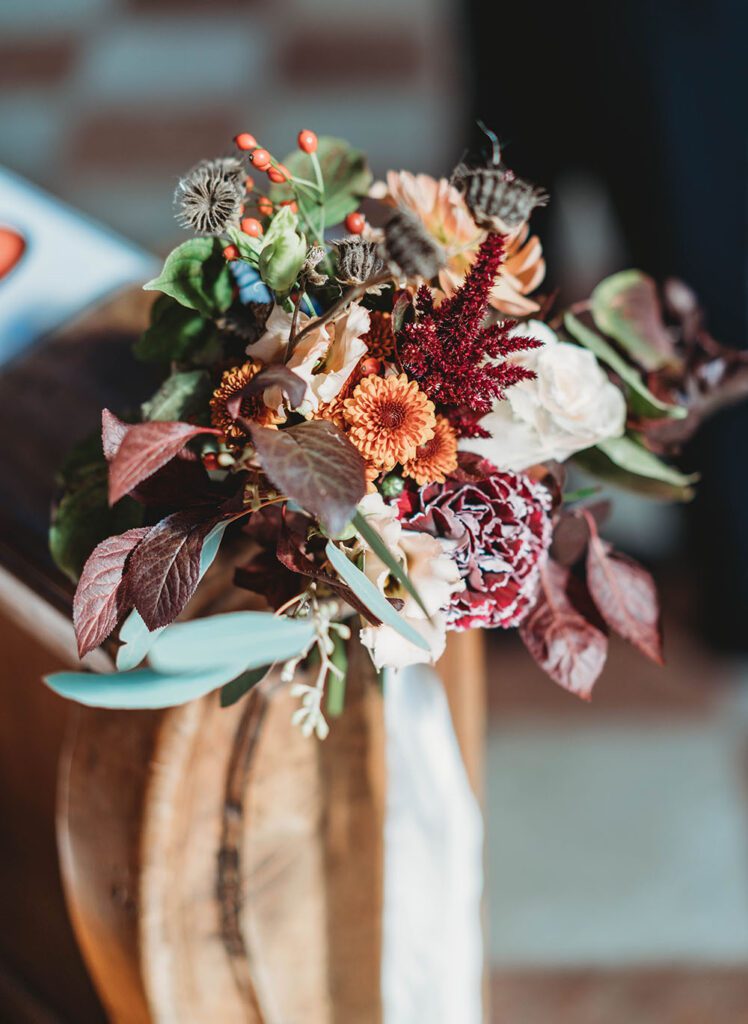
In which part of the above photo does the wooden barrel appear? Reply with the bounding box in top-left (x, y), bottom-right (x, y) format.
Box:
top-left (0, 288), bottom-right (485, 1022)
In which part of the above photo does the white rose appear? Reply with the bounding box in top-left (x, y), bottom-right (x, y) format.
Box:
top-left (461, 320), bottom-right (626, 471)
top-left (356, 494), bottom-right (463, 670)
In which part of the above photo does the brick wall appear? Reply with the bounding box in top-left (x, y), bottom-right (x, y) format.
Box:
top-left (0, 0), bottom-right (467, 249)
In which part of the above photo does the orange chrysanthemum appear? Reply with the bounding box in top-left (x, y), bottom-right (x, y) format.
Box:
top-left (402, 415), bottom-right (458, 485)
top-left (210, 360), bottom-right (280, 440)
top-left (343, 373), bottom-right (435, 471)
top-left (315, 392), bottom-right (348, 430)
top-left (362, 310), bottom-right (396, 361)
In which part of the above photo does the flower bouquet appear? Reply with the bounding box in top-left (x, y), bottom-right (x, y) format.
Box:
top-left (46, 127), bottom-right (748, 728)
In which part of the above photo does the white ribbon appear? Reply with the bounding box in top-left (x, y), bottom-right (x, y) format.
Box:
top-left (381, 664), bottom-right (484, 1024)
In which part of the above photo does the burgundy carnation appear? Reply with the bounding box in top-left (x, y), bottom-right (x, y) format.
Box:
top-left (397, 454), bottom-right (552, 630)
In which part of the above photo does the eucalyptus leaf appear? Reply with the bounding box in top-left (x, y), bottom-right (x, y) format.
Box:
top-left (116, 609), bottom-right (164, 672)
top-left (573, 437), bottom-right (697, 502)
top-left (590, 270), bottom-right (674, 371)
top-left (144, 238), bottom-right (233, 317)
top-left (564, 313), bottom-right (684, 420)
top-left (220, 665), bottom-right (271, 708)
top-left (352, 510), bottom-right (431, 620)
top-left (597, 435), bottom-right (698, 488)
top-left (141, 370), bottom-right (211, 422)
top-left (44, 659), bottom-right (250, 710)
top-left (326, 632), bottom-right (348, 718)
top-left (325, 540), bottom-right (431, 652)
top-left (148, 611), bottom-right (315, 674)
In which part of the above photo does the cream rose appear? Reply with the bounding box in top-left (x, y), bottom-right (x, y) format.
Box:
top-left (461, 320), bottom-right (626, 470)
top-left (355, 494), bottom-right (463, 671)
top-left (247, 301), bottom-right (369, 419)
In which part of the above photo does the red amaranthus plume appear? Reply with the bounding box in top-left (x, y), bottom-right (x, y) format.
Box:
top-left (398, 233), bottom-right (542, 437)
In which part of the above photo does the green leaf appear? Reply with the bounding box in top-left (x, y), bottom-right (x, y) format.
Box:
top-left (564, 313), bottom-right (684, 421)
top-left (44, 658), bottom-right (250, 710)
top-left (50, 464), bottom-right (143, 583)
top-left (148, 611), bottom-right (315, 674)
top-left (115, 520), bottom-right (228, 671)
top-left (141, 369), bottom-right (211, 422)
top-left (220, 665), bottom-right (271, 707)
top-left (326, 633), bottom-right (348, 718)
top-left (225, 225), bottom-right (263, 263)
top-left (273, 136), bottom-right (372, 230)
top-left (144, 238), bottom-right (233, 317)
top-left (325, 540), bottom-right (431, 652)
top-left (134, 295), bottom-right (215, 364)
top-left (574, 436), bottom-right (698, 502)
top-left (352, 510), bottom-right (431, 620)
top-left (590, 270), bottom-right (674, 371)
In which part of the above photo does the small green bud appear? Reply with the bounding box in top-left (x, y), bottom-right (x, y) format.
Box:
top-left (381, 474), bottom-right (405, 499)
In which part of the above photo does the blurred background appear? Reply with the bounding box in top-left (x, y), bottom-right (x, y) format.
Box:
top-left (1, 0), bottom-right (747, 1020)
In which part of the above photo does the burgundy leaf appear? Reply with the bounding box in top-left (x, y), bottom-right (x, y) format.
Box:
top-left (583, 512), bottom-right (664, 665)
top-left (276, 531), bottom-right (383, 624)
top-left (101, 408), bottom-right (131, 461)
top-left (124, 509), bottom-right (218, 630)
top-left (108, 420), bottom-right (220, 506)
top-left (226, 365), bottom-right (307, 418)
top-left (520, 561), bottom-right (608, 700)
top-left (130, 453), bottom-right (212, 507)
top-left (249, 420), bottom-right (367, 536)
top-left (551, 502), bottom-right (612, 567)
top-left (73, 527), bottom-right (148, 658)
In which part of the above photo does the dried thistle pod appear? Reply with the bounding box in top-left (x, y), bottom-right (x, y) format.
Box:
top-left (175, 157), bottom-right (245, 235)
top-left (452, 162), bottom-right (548, 232)
top-left (382, 207), bottom-right (445, 280)
top-left (333, 237), bottom-right (385, 286)
top-left (303, 245), bottom-right (328, 286)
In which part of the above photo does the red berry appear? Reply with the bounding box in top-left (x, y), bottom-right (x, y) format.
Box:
top-left (257, 196), bottom-right (274, 216)
top-left (234, 132), bottom-right (257, 151)
top-left (280, 199), bottom-right (299, 213)
top-left (202, 452), bottom-right (219, 471)
top-left (267, 163), bottom-right (289, 184)
top-left (244, 175), bottom-right (255, 191)
top-left (251, 148), bottom-right (272, 171)
top-left (223, 244), bottom-right (240, 261)
top-left (297, 129), bottom-right (318, 154)
top-left (241, 217), bottom-right (263, 237)
top-left (360, 357), bottom-right (381, 376)
top-left (345, 211), bottom-right (365, 234)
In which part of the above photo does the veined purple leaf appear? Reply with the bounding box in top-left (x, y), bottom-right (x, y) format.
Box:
top-left (226, 364), bottom-right (307, 418)
top-left (584, 512), bottom-right (663, 665)
top-left (124, 509), bottom-right (219, 630)
top-left (73, 527), bottom-right (148, 658)
top-left (249, 420), bottom-right (366, 536)
top-left (520, 561), bottom-right (608, 700)
top-left (108, 420), bottom-right (220, 505)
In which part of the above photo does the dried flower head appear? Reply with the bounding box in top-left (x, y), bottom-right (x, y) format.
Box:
top-left (210, 360), bottom-right (280, 440)
top-left (334, 237), bottom-right (385, 285)
top-left (175, 157), bottom-right (245, 235)
top-left (303, 245), bottom-right (328, 287)
top-left (343, 373), bottom-right (436, 471)
top-left (402, 415), bottom-right (458, 485)
top-left (452, 163), bottom-right (548, 233)
top-left (383, 207), bottom-right (446, 280)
